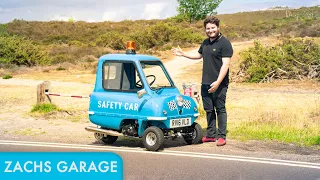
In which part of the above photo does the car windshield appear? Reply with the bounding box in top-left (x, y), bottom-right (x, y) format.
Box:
top-left (140, 61), bottom-right (174, 90)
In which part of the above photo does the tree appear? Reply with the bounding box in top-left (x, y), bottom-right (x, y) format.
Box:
top-left (68, 17), bottom-right (75, 23)
top-left (177, 0), bottom-right (223, 23)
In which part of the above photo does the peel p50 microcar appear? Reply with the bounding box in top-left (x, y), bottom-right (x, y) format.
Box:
top-left (86, 42), bottom-right (203, 151)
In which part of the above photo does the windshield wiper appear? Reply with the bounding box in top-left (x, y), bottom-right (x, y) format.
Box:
top-left (154, 87), bottom-right (164, 93)
top-left (154, 86), bottom-right (172, 93)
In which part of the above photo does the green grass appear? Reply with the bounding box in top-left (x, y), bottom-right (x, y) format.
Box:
top-left (197, 112), bottom-right (320, 147)
top-left (195, 90), bottom-right (320, 147)
top-left (2, 74), bottom-right (13, 79)
top-left (229, 122), bottom-right (319, 146)
top-left (30, 103), bottom-right (59, 113)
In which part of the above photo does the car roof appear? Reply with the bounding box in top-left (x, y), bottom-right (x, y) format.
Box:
top-left (98, 53), bottom-right (160, 62)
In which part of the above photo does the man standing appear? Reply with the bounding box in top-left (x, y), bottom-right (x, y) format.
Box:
top-left (172, 16), bottom-right (233, 146)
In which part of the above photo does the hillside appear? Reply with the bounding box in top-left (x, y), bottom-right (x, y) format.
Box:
top-left (0, 6), bottom-right (319, 81)
top-left (4, 6), bottom-right (320, 45)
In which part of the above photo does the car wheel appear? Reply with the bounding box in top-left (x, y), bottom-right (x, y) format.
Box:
top-left (142, 126), bottom-right (164, 151)
top-left (183, 122), bottom-right (203, 145)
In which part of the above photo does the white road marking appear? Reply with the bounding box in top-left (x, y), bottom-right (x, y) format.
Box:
top-left (0, 140), bottom-right (319, 169)
top-left (164, 149), bottom-right (320, 166)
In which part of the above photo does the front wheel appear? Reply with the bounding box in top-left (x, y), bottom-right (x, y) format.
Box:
top-left (183, 122), bottom-right (203, 145)
top-left (142, 126), bottom-right (164, 151)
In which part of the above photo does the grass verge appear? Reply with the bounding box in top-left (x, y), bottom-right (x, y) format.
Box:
top-left (229, 121), bottom-right (319, 146)
top-left (31, 103), bottom-right (59, 113)
top-left (196, 93), bottom-right (320, 147)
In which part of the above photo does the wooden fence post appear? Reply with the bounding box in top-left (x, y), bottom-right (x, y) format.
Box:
top-left (37, 81), bottom-right (51, 104)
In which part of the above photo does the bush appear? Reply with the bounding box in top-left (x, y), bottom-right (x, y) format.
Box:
top-left (81, 55), bottom-right (98, 62)
top-left (50, 54), bottom-right (74, 64)
top-left (171, 28), bottom-right (204, 44)
top-left (238, 38), bottom-right (320, 82)
top-left (56, 66), bottom-right (66, 71)
top-left (68, 40), bottom-right (86, 47)
top-left (0, 36), bottom-right (50, 66)
top-left (49, 45), bottom-right (104, 64)
top-left (2, 74), bottom-right (13, 79)
top-left (0, 24), bottom-right (8, 36)
top-left (168, 14), bottom-right (188, 23)
top-left (96, 32), bottom-right (126, 50)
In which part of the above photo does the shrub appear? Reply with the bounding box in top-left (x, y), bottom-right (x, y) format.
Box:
top-left (2, 74), bottom-right (13, 79)
top-left (50, 54), bottom-right (74, 64)
top-left (161, 44), bottom-right (173, 51)
top-left (49, 45), bottom-right (103, 63)
top-left (96, 32), bottom-right (126, 50)
top-left (168, 14), bottom-right (188, 23)
top-left (0, 36), bottom-right (50, 66)
top-left (56, 66), bottom-right (66, 71)
top-left (81, 55), bottom-right (98, 62)
top-left (238, 38), bottom-right (320, 82)
top-left (0, 24), bottom-right (8, 36)
top-left (43, 35), bottom-right (70, 44)
top-left (171, 28), bottom-right (204, 44)
top-left (68, 40), bottom-right (85, 47)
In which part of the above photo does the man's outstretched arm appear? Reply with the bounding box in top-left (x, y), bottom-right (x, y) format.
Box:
top-left (172, 46), bottom-right (203, 60)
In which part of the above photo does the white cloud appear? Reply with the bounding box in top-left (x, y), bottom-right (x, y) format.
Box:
top-left (103, 11), bottom-right (121, 21)
top-left (87, 19), bottom-right (97, 23)
top-left (142, 3), bottom-right (167, 20)
top-left (102, 8), bottom-right (136, 22)
top-left (50, 15), bottom-right (72, 21)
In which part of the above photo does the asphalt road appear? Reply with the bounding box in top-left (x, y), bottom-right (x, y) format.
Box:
top-left (0, 140), bottom-right (319, 180)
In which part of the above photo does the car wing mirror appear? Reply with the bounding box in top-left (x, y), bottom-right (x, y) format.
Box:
top-left (137, 89), bottom-right (146, 98)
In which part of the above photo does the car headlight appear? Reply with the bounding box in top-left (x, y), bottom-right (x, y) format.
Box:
top-left (176, 95), bottom-right (184, 107)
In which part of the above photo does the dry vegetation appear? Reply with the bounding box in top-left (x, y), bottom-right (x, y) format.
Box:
top-left (1, 6), bottom-right (319, 67)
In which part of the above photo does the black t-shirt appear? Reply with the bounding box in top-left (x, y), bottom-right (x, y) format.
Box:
top-left (198, 34), bottom-right (233, 85)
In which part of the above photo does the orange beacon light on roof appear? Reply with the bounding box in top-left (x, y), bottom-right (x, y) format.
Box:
top-left (126, 41), bottom-right (136, 54)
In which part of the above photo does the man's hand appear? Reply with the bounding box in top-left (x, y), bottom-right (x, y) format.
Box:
top-left (208, 81), bottom-right (220, 93)
top-left (172, 46), bottom-right (203, 60)
top-left (171, 46), bottom-right (184, 56)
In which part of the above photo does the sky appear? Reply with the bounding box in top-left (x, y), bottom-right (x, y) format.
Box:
top-left (0, 0), bottom-right (319, 23)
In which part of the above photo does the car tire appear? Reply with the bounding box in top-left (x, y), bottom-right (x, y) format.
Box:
top-left (142, 126), bottom-right (164, 151)
top-left (183, 122), bottom-right (203, 145)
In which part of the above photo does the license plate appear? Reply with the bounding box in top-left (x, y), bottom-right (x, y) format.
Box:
top-left (170, 118), bottom-right (191, 128)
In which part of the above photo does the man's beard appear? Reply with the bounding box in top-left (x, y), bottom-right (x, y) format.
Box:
top-left (207, 31), bottom-right (219, 39)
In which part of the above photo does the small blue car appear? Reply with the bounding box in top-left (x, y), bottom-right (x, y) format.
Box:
top-left (86, 42), bottom-right (203, 151)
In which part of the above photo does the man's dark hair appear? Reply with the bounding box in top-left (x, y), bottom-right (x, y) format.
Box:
top-left (204, 16), bottom-right (220, 28)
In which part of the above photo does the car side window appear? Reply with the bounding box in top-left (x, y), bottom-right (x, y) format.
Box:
top-left (103, 62), bottom-right (143, 91)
